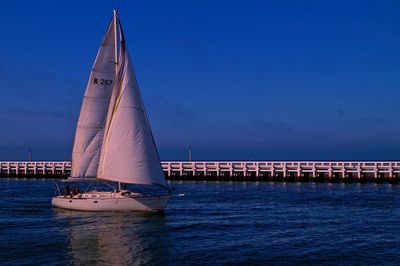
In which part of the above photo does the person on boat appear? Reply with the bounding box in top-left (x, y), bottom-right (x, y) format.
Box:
top-left (72, 186), bottom-right (81, 196)
top-left (64, 185), bottom-right (71, 196)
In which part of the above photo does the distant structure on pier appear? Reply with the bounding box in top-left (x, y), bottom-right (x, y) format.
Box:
top-left (0, 161), bottom-right (399, 183)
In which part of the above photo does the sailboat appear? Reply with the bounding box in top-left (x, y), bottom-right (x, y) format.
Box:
top-left (52, 10), bottom-right (171, 212)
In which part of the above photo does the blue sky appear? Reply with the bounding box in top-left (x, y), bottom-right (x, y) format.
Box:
top-left (0, 0), bottom-right (400, 160)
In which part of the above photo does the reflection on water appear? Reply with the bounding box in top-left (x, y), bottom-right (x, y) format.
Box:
top-left (54, 210), bottom-right (169, 265)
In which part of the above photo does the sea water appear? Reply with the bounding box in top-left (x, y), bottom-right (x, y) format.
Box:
top-left (0, 179), bottom-right (399, 265)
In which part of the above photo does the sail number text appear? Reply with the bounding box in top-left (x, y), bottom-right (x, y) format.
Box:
top-left (93, 77), bottom-right (113, 86)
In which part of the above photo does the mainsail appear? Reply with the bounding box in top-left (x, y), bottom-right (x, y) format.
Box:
top-left (70, 19), bottom-right (116, 178)
top-left (98, 21), bottom-right (168, 189)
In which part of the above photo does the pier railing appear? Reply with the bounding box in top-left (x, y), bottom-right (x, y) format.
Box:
top-left (1, 161), bottom-right (399, 183)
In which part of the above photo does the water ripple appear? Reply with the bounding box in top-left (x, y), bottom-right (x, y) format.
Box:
top-left (0, 180), bottom-right (399, 265)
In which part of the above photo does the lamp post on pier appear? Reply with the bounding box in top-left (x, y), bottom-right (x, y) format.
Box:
top-left (188, 145), bottom-right (192, 161)
top-left (27, 146), bottom-right (32, 161)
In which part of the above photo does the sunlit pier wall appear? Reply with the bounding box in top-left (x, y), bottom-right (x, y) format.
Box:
top-left (0, 161), bottom-right (399, 183)
top-left (163, 161), bottom-right (400, 183)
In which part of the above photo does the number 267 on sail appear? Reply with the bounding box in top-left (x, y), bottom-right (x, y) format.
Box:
top-left (93, 78), bottom-right (112, 86)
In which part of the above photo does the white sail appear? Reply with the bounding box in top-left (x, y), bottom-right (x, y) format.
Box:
top-left (98, 26), bottom-right (168, 189)
top-left (70, 19), bottom-right (116, 178)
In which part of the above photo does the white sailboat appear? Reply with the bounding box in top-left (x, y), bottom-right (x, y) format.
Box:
top-left (52, 10), bottom-right (171, 212)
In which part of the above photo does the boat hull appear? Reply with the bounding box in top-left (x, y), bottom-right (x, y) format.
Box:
top-left (52, 194), bottom-right (171, 212)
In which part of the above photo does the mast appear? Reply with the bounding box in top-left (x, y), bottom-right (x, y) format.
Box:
top-left (113, 9), bottom-right (118, 74)
top-left (113, 9), bottom-right (122, 190)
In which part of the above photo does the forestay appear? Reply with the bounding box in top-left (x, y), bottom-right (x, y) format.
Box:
top-left (70, 19), bottom-right (116, 178)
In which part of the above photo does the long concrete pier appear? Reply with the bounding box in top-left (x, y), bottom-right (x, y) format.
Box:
top-left (0, 161), bottom-right (399, 183)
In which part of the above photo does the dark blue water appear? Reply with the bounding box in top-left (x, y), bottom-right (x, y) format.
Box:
top-left (0, 179), bottom-right (399, 265)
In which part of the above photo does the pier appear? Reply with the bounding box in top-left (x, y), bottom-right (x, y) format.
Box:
top-left (0, 161), bottom-right (399, 183)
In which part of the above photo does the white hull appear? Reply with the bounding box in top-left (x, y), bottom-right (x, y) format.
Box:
top-left (52, 191), bottom-right (170, 212)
